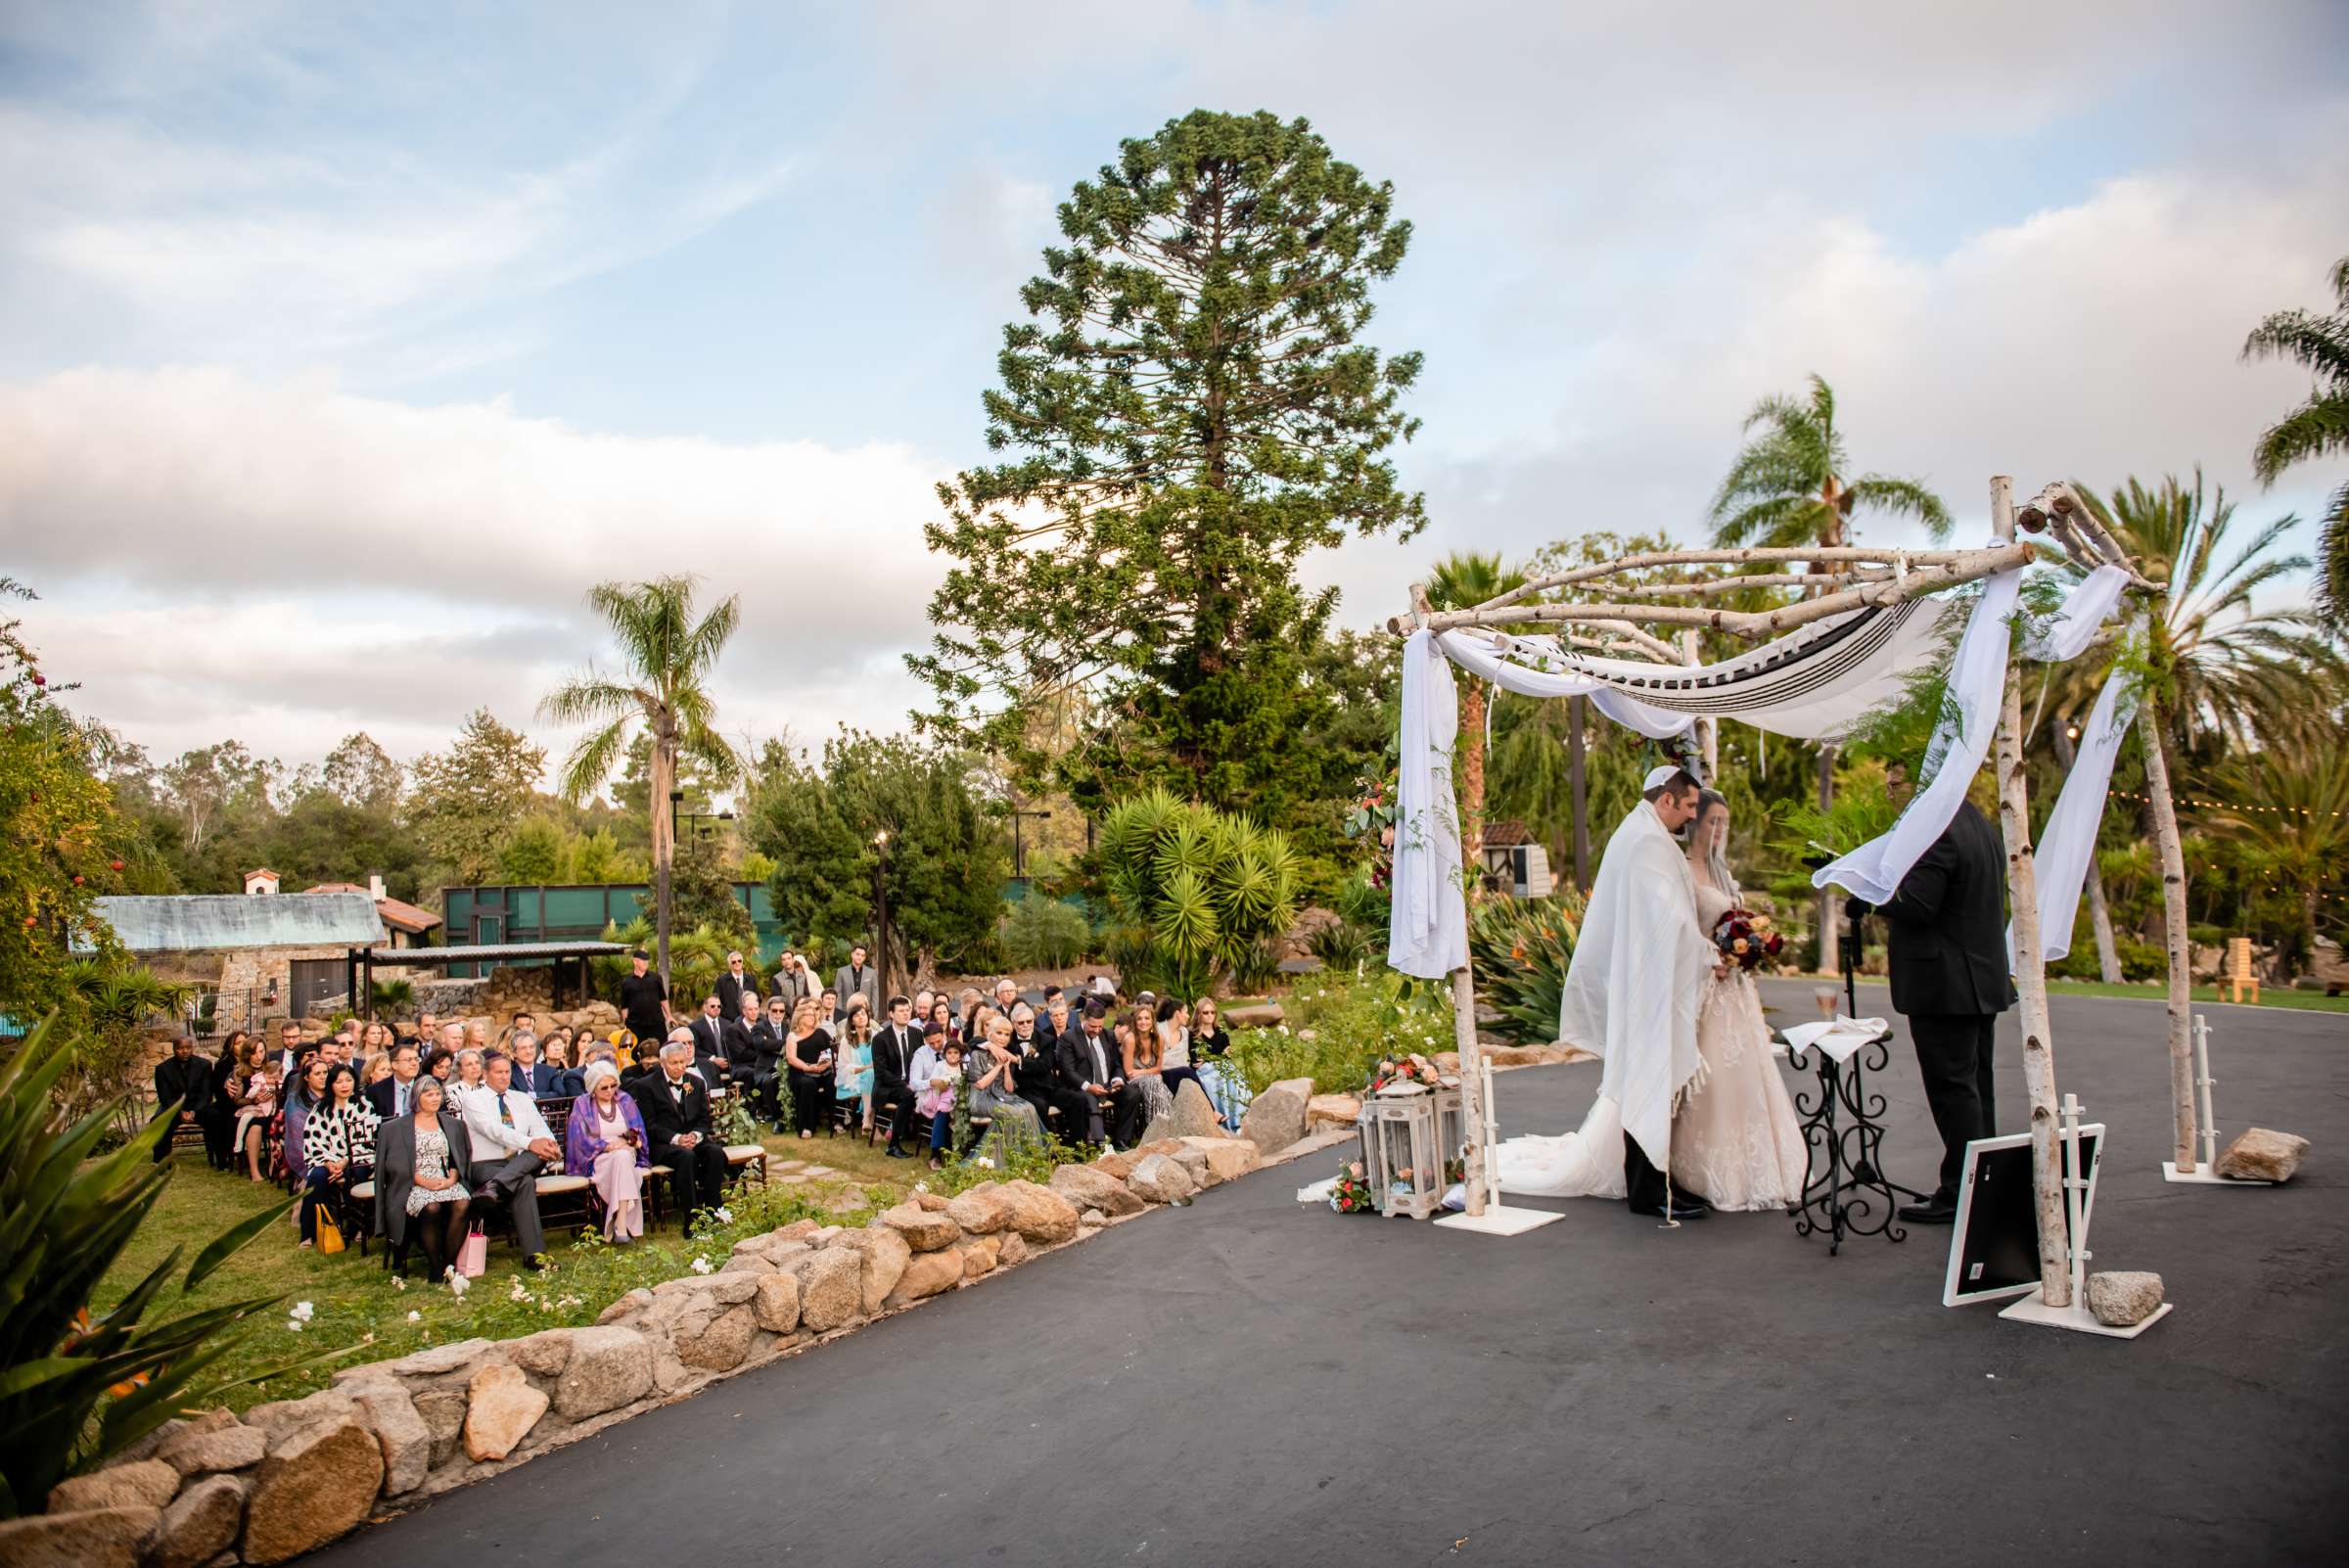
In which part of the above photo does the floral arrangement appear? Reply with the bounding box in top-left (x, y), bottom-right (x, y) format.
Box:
top-left (1712, 906), bottom-right (1784, 973)
top-left (1365, 1051), bottom-right (1447, 1095)
top-left (1329, 1161), bottom-right (1378, 1214)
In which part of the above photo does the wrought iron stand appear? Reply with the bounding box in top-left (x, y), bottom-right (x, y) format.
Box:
top-left (1785, 1029), bottom-right (1920, 1253)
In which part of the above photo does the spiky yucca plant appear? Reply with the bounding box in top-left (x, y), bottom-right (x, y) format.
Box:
top-left (1097, 788), bottom-right (1300, 997)
top-left (1466, 892), bottom-right (1584, 1045)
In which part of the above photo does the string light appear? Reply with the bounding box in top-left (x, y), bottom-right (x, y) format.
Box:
top-left (2103, 789), bottom-right (2342, 819)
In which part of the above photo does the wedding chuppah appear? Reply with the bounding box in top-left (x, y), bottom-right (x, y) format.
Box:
top-left (1381, 478), bottom-right (2189, 1320)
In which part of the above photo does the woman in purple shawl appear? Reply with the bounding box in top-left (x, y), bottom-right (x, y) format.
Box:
top-left (566, 1059), bottom-right (651, 1243)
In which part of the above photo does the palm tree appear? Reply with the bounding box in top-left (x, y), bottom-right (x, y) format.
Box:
top-left (1709, 373), bottom-right (1951, 963)
top-left (539, 577), bottom-right (744, 987)
top-left (2242, 255), bottom-right (2349, 628)
top-left (1425, 552), bottom-right (1527, 897)
top-left (2077, 472), bottom-right (2334, 756)
top-left (2210, 743), bottom-right (2349, 975)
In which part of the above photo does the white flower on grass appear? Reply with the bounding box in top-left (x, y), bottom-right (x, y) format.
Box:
top-left (974, 1156), bottom-right (994, 1170)
top-left (285, 1316), bottom-right (304, 1332)
top-left (291, 1301), bottom-right (315, 1322)
top-left (714, 1206), bottom-right (734, 1225)
top-left (914, 1181), bottom-right (928, 1193)
top-left (689, 1256), bottom-right (714, 1275)
top-left (391, 1275), bottom-right (407, 1292)
top-left (510, 1280), bottom-right (530, 1303)
top-left (444, 1268), bottom-right (471, 1298)
top-left (407, 1311), bottom-right (423, 1323)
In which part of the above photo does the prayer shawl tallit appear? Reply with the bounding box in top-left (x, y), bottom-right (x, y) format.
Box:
top-left (1557, 802), bottom-right (1715, 1171)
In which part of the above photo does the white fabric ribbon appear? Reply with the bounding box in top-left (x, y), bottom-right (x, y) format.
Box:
top-left (1813, 563), bottom-right (2022, 905)
top-left (2024, 564), bottom-right (2130, 662)
top-left (1387, 630), bottom-right (1469, 980)
top-left (2012, 634), bottom-right (2142, 963)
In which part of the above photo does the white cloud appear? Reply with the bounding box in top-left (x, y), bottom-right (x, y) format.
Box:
top-left (2, 369), bottom-right (943, 769)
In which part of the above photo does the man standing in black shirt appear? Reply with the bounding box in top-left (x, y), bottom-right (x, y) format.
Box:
top-left (619, 949), bottom-right (670, 1047)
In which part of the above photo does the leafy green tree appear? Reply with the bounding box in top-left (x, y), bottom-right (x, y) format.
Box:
top-left (540, 577), bottom-right (743, 987)
top-left (2210, 742), bottom-right (2349, 973)
top-left (2242, 255), bottom-right (2349, 628)
top-left (671, 832), bottom-right (754, 947)
top-left (319, 731), bottom-right (404, 811)
top-left (910, 109), bottom-right (1426, 841)
top-left (1095, 787), bottom-right (1299, 997)
top-left (752, 731), bottom-right (1006, 992)
top-left (409, 710), bottom-right (544, 887)
top-left (496, 816), bottom-right (568, 884)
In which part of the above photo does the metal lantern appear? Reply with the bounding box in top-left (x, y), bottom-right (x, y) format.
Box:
top-left (1431, 1084), bottom-right (1465, 1176)
top-left (1359, 1091), bottom-right (1444, 1220)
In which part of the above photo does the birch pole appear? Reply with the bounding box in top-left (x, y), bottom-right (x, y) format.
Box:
top-left (1681, 629), bottom-right (1719, 781)
top-left (1990, 476), bottom-right (2070, 1305)
top-left (2138, 696), bottom-right (2197, 1171)
top-left (1412, 580), bottom-right (1491, 1219)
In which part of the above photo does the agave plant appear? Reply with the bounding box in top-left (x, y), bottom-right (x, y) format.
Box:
top-left (0, 1014), bottom-right (325, 1516)
top-left (65, 957), bottom-right (197, 1137)
top-left (1467, 892), bottom-right (1585, 1045)
top-left (1097, 788), bottom-right (1300, 996)
top-left (367, 976), bottom-right (416, 1018)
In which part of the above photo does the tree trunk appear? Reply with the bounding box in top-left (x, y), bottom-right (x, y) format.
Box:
top-left (1568, 695), bottom-right (1590, 893)
top-left (651, 732), bottom-right (676, 990)
top-left (1991, 476), bottom-right (2069, 1307)
top-left (2050, 723), bottom-right (2124, 984)
top-left (1814, 743), bottom-right (1836, 970)
top-left (1459, 678), bottom-right (1487, 902)
top-left (2136, 698), bottom-right (2195, 1172)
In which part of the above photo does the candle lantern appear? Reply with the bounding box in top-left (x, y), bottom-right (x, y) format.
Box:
top-left (1358, 1091), bottom-right (1445, 1220)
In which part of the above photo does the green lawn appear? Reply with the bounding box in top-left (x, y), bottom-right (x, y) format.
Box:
top-left (1795, 970), bottom-right (2349, 1015)
top-left (96, 1122), bottom-right (936, 1413)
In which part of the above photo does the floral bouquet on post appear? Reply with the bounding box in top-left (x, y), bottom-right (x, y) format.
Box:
top-left (1711, 907), bottom-right (1783, 973)
top-left (1367, 1052), bottom-right (1447, 1095)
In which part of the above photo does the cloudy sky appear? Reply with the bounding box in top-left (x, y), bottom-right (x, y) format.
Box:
top-left (3, 0), bottom-right (2344, 791)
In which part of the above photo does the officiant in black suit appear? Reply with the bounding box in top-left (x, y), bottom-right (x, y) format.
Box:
top-left (869, 995), bottom-right (921, 1159)
top-left (1869, 797), bottom-right (2017, 1224)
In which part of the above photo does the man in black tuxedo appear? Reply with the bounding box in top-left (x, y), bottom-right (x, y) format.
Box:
top-left (152, 1035), bottom-right (210, 1164)
top-left (721, 992), bottom-right (763, 1099)
top-left (1055, 998), bottom-right (1142, 1149)
top-left (1010, 1001), bottom-right (1086, 1146)
top-left (1870, 798), bottom-right (2017, 1223)
top-left (630, 1036), bottom-right (730, 1236)
top-left (869, 995), bottom-right (921, 1159)
top-left (750, 994), bottom-right (793, 1126)
top-left (687, 993), bottom-right (730, 1085)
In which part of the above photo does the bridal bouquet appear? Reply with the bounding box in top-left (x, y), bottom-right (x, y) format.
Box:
top-left (1711, 907), bottom-right (1783, 973)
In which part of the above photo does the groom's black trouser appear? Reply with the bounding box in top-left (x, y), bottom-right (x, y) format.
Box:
top-left (1624, 1134), bottom-right (1673, 1210)
top-left (1910, 1012), bottom-right (1998, 1202)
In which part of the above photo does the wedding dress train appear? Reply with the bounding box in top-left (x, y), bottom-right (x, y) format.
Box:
top-left (1490, 884), bottom-right (1808, 1209)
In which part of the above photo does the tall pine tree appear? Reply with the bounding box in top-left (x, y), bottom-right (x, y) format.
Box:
top-left (910, 110), bottom-right (1425, 834)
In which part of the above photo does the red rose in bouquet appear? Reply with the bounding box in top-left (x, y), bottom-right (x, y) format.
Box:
top-left (1711, 907), bottom-right (1783, 974)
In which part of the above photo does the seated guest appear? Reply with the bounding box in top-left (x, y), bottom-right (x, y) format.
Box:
top-left (410, 1011), bottom-right (439, 1051)
top-left (869, 996), bottom-right (922, 1160)
top-left (926, 996), bottom-right (958, 1042)
top-left (835, 994), bottom-right (875, 1132)
top-left (565, 1060), bottom-right (650, 1244)
top-left (424, 1046), bottom-right (456, 1085)
top-left (781, 995), bottom-right (836, 1141)
top-left (375, 1076), bottom-right (476, 1282)
top-left (723, 991), bottom-right (764, 1098)
top-left (1157, 999), bottom-right (1207, 1108)
top-left (152, 1035), bottom-right (210, 1164)
top-left (911, 989), bottom-right (935, 1032)
top-left (750, 996), bottom-right (792, 1127)
top-left (1012, 1002), bottom-right (1086, 1145)
top-left (688, 993), bottom-right (730, 1084)
top-left (272, 1020), bottom-right (305, 1079)
top-left (916, 1036), bottom-right (965, 1170)
top-left (367, 1040), bottom-right (426, 1121)
top-left (508, 1031), bottom-right (562, 1097)
top-left (449, 1047), bottom-right (488, 1110)
top-left (1054, 998), bottom-right (1143, 1148)
top-left (717, 948), bottom-right (755, 1020)
top-left (299, 1064), bottom-right (379, 1248)
top-left (201, 1032), bottom-right (247, 1170)
top-left (539, 1032), bottom-right (585, 1098)
top-left (458, 1052), bottom-right (558, 1268)
top-left (232, 1060), bottom-right (280, 1181)
top-left (991, 976), bottom-right (1021, 1020)
top-left (1121, 1004), bottom-right (1174, 1128)
top-left (619, 1036), bottom-right (661, 1090)
top-left (630, 1037), bottom-right (729, 1237)
top-left (967, 1014), bottom-right (1043, 1153)
top-left (1192, 996), bottom-right (1250, 1130)
top-left (462, 1021), bottom-right (489, 1056)
top-left (280, 1054), bottom-right (332, 1188)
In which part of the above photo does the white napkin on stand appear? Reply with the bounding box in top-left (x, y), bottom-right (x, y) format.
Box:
top-left (1781, 1016), bottom-right (1891, 1064)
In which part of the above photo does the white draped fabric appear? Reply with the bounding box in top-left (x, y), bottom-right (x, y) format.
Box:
top-left (1810, 564), bottom-right (2021, 905)
top-left (1387, 631), bottom-right (1469, 980)
top-left (1556, 801), bottom-right (1715, 1170)
top-left (2012, 635), bottom-right (2141, 963)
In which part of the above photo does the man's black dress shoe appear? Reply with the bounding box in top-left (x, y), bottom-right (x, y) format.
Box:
top-left (1630, 1198), bottom-right (1710, 1221)
top-left (1897, 1199), bottom-right (1958, 1224)
top-left (884, 1146), bottom-right (912, 1159)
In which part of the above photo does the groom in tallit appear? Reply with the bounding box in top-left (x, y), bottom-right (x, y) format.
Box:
top-left (1559, 765), bottom-right (1725, 1221)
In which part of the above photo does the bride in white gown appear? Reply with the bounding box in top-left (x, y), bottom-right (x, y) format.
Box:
top-left (1492, 790), bottom-right (1809, 1210)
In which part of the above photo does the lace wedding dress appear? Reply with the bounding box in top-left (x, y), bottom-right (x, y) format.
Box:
top-left (1669, 882), bottom-right (1810, 1210)
top-left (1490, 881), bottom-right (1807, 1208)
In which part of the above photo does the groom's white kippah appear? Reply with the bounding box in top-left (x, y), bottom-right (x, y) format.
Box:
top-left (1642, 764), bottom-right (1684, 791)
